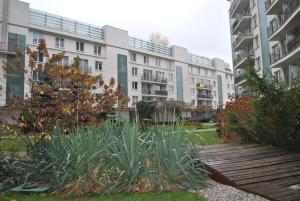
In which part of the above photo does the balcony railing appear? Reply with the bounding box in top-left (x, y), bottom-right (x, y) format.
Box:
top-left (80, 66), bottom-right (92, 74)
top-left (141, 75), bottom-right (168, 84)
top-left (267, 0), bottom-right (300, 38)
top-left (265, 0), bottom-right (276, 12)
top-left (196, 83), bottom-right (213, 90)
top-left (232, 10), bottom-right (251, 31)
top-left (229, 0), bottom-right (242, 16)
top-left (233, 50), bottom-right (254, 67)
top-left (270, 35), bottom-right (300, 65)
top-left (142, 90), bottom-right (168, 96)
top-left (232, 32), bottom-right (253, 50)
top-left (235, 74), bottom-right (246, 84)
top-left (197, 94), bottom-right (213, 99)
top-left (0, 42), bottom-right (24, 54)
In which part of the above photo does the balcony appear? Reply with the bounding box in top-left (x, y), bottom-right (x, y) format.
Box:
top-left (196, 83), bottom-right (213, 90)
top-left (141, 75), bottom-right (168, 85)
top-left (232, 32), bottom-right (253, 52)
top-left (229, 0), bottom-right (249, 17)
top-left (0, 42), bottom-right (24, 55)
top-left (197, 94), bottom-right (213, 99)
top-left (142, 90), bottom-right (168, 97)
top-left (267, 0), bottom-right (300, 40)
top-left (234, 74), bottom-right (247, 84)
top-left (232, 11), bottom-right (252, 35)
top-left (80, 66), bottom-right (92, 74)
top-left (265, 0), bottom-right (291, 15)
top-left (233, 51), bottom-right (254, 69)
top-left (270, 35), bottom-right (300, 68)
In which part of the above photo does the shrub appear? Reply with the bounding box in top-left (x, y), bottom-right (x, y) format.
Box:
top-left (24, 122), bottom-right (208, 196)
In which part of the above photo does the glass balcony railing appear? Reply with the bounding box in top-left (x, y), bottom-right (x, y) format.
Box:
top-left (128, 36), bottom-right (172, 57)
top-left (29, 9), bottom-right (104, 40)
top-left (267, 0), bottom-right (300, 38)
top-left (141, 75), bottom-right (168, 84)
top-left (188, 53), bottom-right (214, 67)
top-left (142, 90), bottom-right (168, 96)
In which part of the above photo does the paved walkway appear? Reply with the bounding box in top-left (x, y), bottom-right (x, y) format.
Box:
top-left (199, 144), bottom-right (300, 201)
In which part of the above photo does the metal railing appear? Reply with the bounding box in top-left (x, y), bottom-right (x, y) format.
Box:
top-left (229, 0), bottom-right (242, 16)
top-left (232, 10), bottom-right (251, 31)
top-left (0, 42), bottom-right (24, 54)
top-left (196, 83), bottom-right (213, 90)
top-left (141, 75), bottom-right (168, 84)
top-left (270, 35), bottom-right (300, 64)
top-left (197, 94), bottom-right (213, 99)
top-left (265, 0), bottom-right (276, 12)
top-left (128, 36), bottom-right (172, 57)
top-left (142, 90), bottom-right (168, 96)
top-left (232, 32), bottom-right (253, 50)
top-left (267, 0), bottom-right (300, 37)
top-left (188, 53), bottom-right (214, 67)
top-left (30, 9), bottom-right (104, 40)
top-left (233, 50), bottom-right (254, 67)
top-left (235, 74), bottom-right (246, 84)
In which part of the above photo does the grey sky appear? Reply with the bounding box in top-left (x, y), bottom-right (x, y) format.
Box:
top-left (22, 0), bottom-right (232, 67)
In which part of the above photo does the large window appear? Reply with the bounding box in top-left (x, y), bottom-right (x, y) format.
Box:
top-left (155, 58), bottom-right (161, 67)
top-left (58, 56), bottom-right (69, 66)
top-left (168, 73), bottom-right (174, 81)
top-left (76, 41), bottom-right (84, 52)
top-left (143, 55), bottom-right (149, 64)
top-left (55, 37), bottom-right (64, 48)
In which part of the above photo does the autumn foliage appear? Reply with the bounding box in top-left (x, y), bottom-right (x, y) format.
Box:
top-left (5, 40), bottom-right (127, 134)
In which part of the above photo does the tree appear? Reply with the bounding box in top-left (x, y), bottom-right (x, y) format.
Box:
top-left (149, 33), bottom-right (170, 46)
top-left (4, 40), bottom-right (125, 135)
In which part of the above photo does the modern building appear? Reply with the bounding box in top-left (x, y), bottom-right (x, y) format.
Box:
top-left (227, 0), bottom-right (272, 97)
top-left (265, 0), bottom-right (300, 85)
top-left (0, 0), bottom-right (234, 110)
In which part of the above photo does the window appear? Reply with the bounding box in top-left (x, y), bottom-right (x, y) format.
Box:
top-left (143, 55), bottom-right (149, 64)
top-left (79, 59), bottom-right (89, 73)
top-left (227, 84), bottom-right (230, 90)
top-left (213, 91), bottom-right (216, 97)
top-left (155, 58), bottom-right (161, 66)
top-left (34, 52), bottom-right (43, 62)
top-left (132, 96), bottom-right (138, 105)
top-left (169, 85), bottom-right (174, 93)
top-left (191, 88), bottom-right (195, 95)
top-left (132, 81), bottom-right (138, 90)
top-left (94, 45), bottom-right (102, 55)
top-left (58, 56), bottom-right (69, 66)
top-left (205, 69), bottom-right (208, 76)
top-left (33, 33), bottom-right (42, 44)
top-left (76, 41), bottom-right (84, 52)
top-left (254, 35), bottom-right (260, 49)
top-left (191, 100), bottom-right (195, 105)
top-left (168, 73), bottom-right (174, 81)
top-left (95, 61), bottom-right (102, 71)
top-left (131, 53), bottom-right (136, 62)
top-left (132, 67), bottom-right (138, 76)
top-left (255, 57), bottom-right (261, 70)
top-left (191, 77), bottom-right (195, 84)
top-left (252, 14), bottom-right (257, 29)
top-left (213, 81), bottom-right (216, 87)
top-left (55, 37), bottom-right (64, 48)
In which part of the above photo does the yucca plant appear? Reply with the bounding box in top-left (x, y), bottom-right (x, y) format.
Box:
top-left (25, 121), bottom-right (208, 196)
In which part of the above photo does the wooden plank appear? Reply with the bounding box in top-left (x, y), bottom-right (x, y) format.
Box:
top-left (199, 144), bottom-right (261, 154)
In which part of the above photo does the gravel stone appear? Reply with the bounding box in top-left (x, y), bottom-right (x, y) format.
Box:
top-left (198, 180), bottom-right (270, 201)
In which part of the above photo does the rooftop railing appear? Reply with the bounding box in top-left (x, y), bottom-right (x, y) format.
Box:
top-left (267, 0), bottom-right (300, 38)
top-left (188, 53), bottom-right (214, 67)
top-left (128, 36), bottom-right (172, 57)
top-left (29, 9), bottom-right (104, 40)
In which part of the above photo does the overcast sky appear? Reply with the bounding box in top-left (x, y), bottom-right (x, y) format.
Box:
top-left (22, 0), bottom-right (232, 67)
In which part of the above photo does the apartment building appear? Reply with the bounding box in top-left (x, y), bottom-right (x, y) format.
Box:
top-left (265, 0), bottom-right (300, 85)
top-left (227, 0), bottom-right (272, 97)
top-left (0, 0), bottom-right (234, 110)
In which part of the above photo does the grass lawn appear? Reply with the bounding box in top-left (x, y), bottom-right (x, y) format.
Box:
top-left (188, 131), bottom-right (222, 145)
top-left (2, 191), bottom-right (207, 201)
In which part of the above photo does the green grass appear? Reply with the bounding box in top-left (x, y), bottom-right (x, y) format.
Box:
top-left (2, 192), bottom-right (207, 201)
top-left (188, 131), bottom-right (222, 145)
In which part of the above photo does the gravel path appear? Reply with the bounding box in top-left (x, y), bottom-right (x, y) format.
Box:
top-left (196, 180), bottom-right (270, 201)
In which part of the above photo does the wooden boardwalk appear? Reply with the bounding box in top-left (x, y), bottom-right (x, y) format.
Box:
top-left (199, 144), bottom-right (300, 201)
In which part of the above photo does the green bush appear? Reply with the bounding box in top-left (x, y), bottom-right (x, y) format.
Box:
top-left (24, 122), bottom-right (208, 196)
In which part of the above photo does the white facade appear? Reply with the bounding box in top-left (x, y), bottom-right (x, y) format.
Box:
top-left (0, 0), bottom-right (234, 109)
